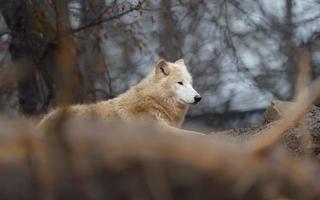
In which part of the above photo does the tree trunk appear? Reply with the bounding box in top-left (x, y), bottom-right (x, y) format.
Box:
top-left (0, 0), bottom-right (44, 115)
top-left (0, 0), bottom-right (85, 114)
top-left (284, 0), bottom-right (298, 99)
top-left (158, 0), bottom-right (182, 61)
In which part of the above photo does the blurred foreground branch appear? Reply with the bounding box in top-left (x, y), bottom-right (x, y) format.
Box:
top-left (0, 118), bottom-right (319, 199)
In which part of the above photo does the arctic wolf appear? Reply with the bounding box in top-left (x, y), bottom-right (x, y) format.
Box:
top-left (38, 58), bottom-right (201, 129)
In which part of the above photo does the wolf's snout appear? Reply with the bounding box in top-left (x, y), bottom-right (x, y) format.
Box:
top-left (194, 95), bottom-right (202, 103)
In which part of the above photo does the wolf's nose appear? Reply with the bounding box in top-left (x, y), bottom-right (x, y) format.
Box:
top-left (194, 95), bottom-right (202, 103)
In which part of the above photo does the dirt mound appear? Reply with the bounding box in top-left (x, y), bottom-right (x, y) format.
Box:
top-left (215, 101), bottom-right (320, 157)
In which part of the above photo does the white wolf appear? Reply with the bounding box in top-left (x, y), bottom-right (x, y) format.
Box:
top-left (38, 58), bottom-right (201, 129)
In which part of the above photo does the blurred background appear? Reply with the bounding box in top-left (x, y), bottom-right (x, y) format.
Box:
top-left (0, 0), bottom-right (319, 130)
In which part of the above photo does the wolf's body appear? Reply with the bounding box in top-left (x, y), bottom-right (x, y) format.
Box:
top-left (37, 59), bottom-right (201, 129)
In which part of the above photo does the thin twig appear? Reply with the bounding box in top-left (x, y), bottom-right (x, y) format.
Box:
top-left (72, 0), bottom-right (145, 33)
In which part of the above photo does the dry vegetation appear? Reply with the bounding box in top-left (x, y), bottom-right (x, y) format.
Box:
top-left (0, 87), bottom-right (320, 200)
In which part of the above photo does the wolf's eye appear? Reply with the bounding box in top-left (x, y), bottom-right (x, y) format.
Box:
top-left (178, 81), bottom-right (183, 85)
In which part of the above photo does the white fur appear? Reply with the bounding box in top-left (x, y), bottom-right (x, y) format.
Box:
top-left (172, 61), bottom-right (200, 104)
top-left (174, 82), bottom-right (200, 104)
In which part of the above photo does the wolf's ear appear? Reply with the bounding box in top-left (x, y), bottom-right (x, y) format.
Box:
top-left (156, 58), bottom-right (170, 75)
top-left (175, 59), bottom-right (185, 65)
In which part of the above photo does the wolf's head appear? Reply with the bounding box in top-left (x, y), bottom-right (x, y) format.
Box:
top-left (153, 58), bottom-right (201, 105)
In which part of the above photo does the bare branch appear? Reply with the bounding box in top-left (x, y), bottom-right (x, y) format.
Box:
top-left (72, 0), bottom-right (146, 33)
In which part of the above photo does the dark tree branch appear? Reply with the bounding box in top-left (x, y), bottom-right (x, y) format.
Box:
top-left (72, 0), bottom-right (146, 33)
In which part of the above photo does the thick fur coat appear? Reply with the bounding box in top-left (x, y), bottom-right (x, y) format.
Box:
top-left (37, 59), bottom-right (201, 129)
